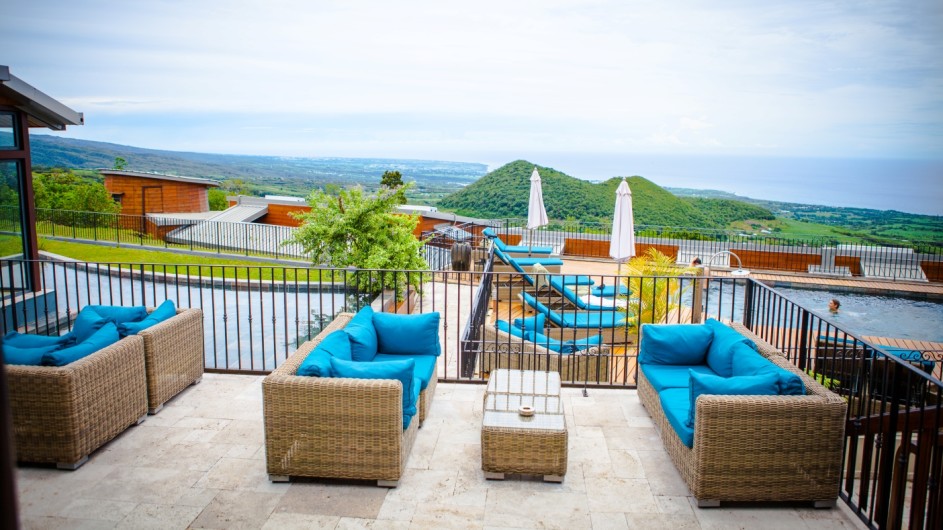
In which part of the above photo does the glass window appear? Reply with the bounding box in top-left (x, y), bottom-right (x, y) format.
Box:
top-left (0, 111), bottom-right (18, 149)
top-left (0, 160), bottom-right (23, 256)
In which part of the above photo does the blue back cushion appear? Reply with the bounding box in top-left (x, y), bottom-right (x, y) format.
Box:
top-left (495, 320), bottom-right (526, 339)
top-left (3, 343), bottom-right (63, 366)
top-left (69, 307), bottom-right (110, 344)
top-left (512, 313), bottom-right (545, 335)
top-left (297, 330), bottom-right (352, 377)
top-left (118, 300), bottom-right (177, 336)
top-left (687, 370), bottom-right (779, 428)
top-left (373, 311), bottom-right (441, 357)
top-left (43, 322), bottom-right (121, 367)
top-left (330, 357), bottom-right (417, 428)
top-left (639, 324), bottom-right (713, 365)
top-left (732, 348), bottom-right (805, 396)
top-left (344, 306), bottom-right (378, 362)
top-left (3, 331), bottom-right (73, 349)
top-left (703, 319), bottom-right (756, 377)
top-left (87, 305), bottom-right (148, 325)
top-left (642, 364), bottom-right (715, 392)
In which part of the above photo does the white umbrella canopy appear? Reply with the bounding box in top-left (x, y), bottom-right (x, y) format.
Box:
top-left (609, 178), bottom-right (636, 276)
top-left (526, 167), bottom-right (549, 254)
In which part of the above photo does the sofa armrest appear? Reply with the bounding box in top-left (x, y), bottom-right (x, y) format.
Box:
top-left (8, 335), bottom-right (148, 465)
top-left (138, 308), bottom-right (205, 411)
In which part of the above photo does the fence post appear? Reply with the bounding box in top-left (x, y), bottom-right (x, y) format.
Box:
top-left (797, 310), bottom-right (809, 370)
top-left (742, 279), bottom-right (755, 329)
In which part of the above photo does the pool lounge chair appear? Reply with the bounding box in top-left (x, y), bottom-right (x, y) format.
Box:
top-left (479, 321), bottom-right (611, 383)
top-left (483, 228), bottom-right (553, 256)
top-left (546, 276), bottom-right (627, 312)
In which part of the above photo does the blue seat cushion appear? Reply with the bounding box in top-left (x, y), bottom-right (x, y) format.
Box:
top-left (512, 313), bottom-right (545, 335)
top-left (512, 257), bottom-right (564, 267)
top-left (297, 330), bottom-right (352, 377)
top-left (3, 343), bottom-right (63, 366)
top-left (732, 348), bottom-right (805, 395)
top-left (43, 322), bottom-right (121, 367)
top-left (659, 388), bottom-right (694, 448)
top-left (404, 377), bottom-right (421, 429)
top-left (118, 300), bottom-right (177, 336)
top-left (642, 364), bottom-right (716, 392)
top-left (703, 319), bottom-right (756, 377)
top-left (556, 275), bottom-right (595, 286)
top-left (374, 353), bottom-right (436, 391)
top-left (330, 357), bottom-right (417, 428)
top-left (639, 324), bottom-right (713, 365)
top-left (87, 305), bottom-right (148, 325)
top-left (373, 311), bottom-right (441, 357)
top-left (591, 284), bottom-right (630, 297)
top-left (3, 331), bottom-right (74, 349)
top-left (68, 307), bottom-right (110, 344)
top-left (687, 370), bottom-right (780, 428)
top-left (495, 320), bottom-right (527, 339)
top-left (344, 306), bottom-right (378, 362)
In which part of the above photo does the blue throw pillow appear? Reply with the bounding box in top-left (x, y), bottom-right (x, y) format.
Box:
top-left (68, 307), bottom-right (110, 344)
top-left (87, 305), bottom-right (148, 325)
top-left (118, 300), bottom-right (177, 336)
top-left (329, 357), bottom-right (418, 425)
top-left (687, 370), bottom-right (779, 428)
top-left (639, 324), bottom-right (713, 365)
top-left (732, 347), bottom-right (805, 396)
top-left (512, 313), bottom-right (546, 335)
top-left (43, 322), bottom-right (121, 367)
top-left (373, 311), bottom-right (441, 357)
top-left (703, 319), bottom-right (756, 377)
top-left (344, 306), bottom-right (378, 362)
top-left (297, 330), bottom-right (352, 377)
top-left (496, 320), bottom-right (527, 340)
top-left (3, 331), bottom-right (74, 349)
top-left (3, 343), bottom-right (63, 365)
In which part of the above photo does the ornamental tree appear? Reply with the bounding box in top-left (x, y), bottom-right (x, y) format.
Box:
top-left (288, 183), bottom-right (427, 294)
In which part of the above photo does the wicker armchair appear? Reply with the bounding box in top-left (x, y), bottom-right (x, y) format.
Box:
top-left (262, 313), bottom-right (424, 486)
top-left (7, 335), bottom-right (148, 469)
top-left (138, 308), bottom-right (205, 414)
top-left (480, 323), bottom-right (611, 383)
top-left (638, 322), bottom-right (847, 506)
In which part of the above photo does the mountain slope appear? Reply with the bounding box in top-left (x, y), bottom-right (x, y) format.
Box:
top-left (438, 160), bottom-right (772, 227)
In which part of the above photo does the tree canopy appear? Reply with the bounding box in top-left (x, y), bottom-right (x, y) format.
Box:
top-left (33, 169), bottom-right (120, 214)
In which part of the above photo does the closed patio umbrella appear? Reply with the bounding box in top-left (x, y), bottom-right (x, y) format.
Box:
top-left (526, 167), bottom-right (549, 254)
top-left (609, 178), bottom-right (636, 277)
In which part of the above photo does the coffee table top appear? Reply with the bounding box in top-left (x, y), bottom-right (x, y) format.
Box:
top-left (483, 370), bottom-right (565, 432)
top-left (486, 369), bottom-right (561, 397)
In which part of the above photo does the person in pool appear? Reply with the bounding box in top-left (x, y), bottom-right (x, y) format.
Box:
top-left (828, 299), bottom-right (841, 313)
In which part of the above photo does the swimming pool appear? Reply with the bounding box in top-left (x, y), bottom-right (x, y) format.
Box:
top-left (771, 286), bottom-right (943, 343)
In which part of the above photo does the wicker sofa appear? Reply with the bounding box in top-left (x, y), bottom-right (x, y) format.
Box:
top-left (263, 312), bottom-right (435, 486)
top-left (638, 321), bottom-right (847, 507)
top-left (7, 334), bottom-right (148, 469)
top-left (138, 308), bottom-right (205, 413)
top-left (480, 322), bottom-right (610, 383)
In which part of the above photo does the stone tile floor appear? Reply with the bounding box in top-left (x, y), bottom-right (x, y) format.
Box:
top-left (15, 374), bottom-right (866, 529)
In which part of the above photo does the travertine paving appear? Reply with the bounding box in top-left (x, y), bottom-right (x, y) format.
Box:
top-left (15, 374), bottom-right (865, 529)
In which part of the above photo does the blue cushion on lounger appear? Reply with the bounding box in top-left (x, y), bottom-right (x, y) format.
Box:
top-left (732, 347), bottom-right (805, 395)
top-left (373, 311), bottom-right (441, 357)
top-left (512, 313), bottom-right (545, 335)
top-left (687, 370), bottom-right (779, 428)
top-left (639, 324), bottom-right (713, 365)
top-left (118, 300), bottom-right (177, 336)
top-left (482, 227), bottom-right (497, 239)
top-left (3, 331), bottom-right (74, 349)
top-left (703, 319), bottom-right (756, 377)
top-left (882, 346), bottom-right (934, 369)
top-left (591, 284), bottom-right (630, 297)
top-left (68, 307), bottom-right (110, 344)
top-left (495, 320), bottom-right (527, 339)
top-left (641, 364), bottom-right (716, 392)
top-left (3, 343), bottom-right (63, 366)
top-left (344, 306), bottom-right (378, 362)
top-left (520, 292), bottom-right (630, 328)
top-left (374, 353), bottom-right (436, 390)
top-left (87, 305), bottom-right (148, 325)
top-left (528, 332), bottom-right (604, 354)
top-left (659, 388), bottom-right (694, 448)
top-left (42, 322), bottom-right (120, 367)
top-left (330, 357), bottom-right (417, 428)
top-left (297, 330), bottom-right (352, 377)
top-left (512, 257), bottom-right (564, 267)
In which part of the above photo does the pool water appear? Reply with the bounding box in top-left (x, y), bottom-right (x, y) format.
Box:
top-left (772, 286), bottom-right (943, 343)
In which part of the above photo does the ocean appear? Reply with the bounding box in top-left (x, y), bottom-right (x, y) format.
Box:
top-left (500, 153), bottom-right (943, 216)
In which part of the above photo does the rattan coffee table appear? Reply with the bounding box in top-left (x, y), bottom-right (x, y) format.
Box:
top-left (481, 369), bottom-right (567, 482)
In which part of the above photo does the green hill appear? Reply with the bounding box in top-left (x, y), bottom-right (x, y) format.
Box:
top-left (438, 160), bottom-right (773, 228)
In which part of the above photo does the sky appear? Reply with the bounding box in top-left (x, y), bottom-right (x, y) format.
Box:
top-left (4, 0), bottom-right (943, 213)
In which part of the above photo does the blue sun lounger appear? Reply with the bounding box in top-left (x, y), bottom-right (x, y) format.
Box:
top-left (483, 227), bottom-right (554, 255)
top-left (494, 247), bottom-right (594, 287)
top-left (547, 277), bottom-right (627, 312)
top-left (591, 284), bottom-right (630, 297)
top-left (521, 292), bottom-right (630, 329)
